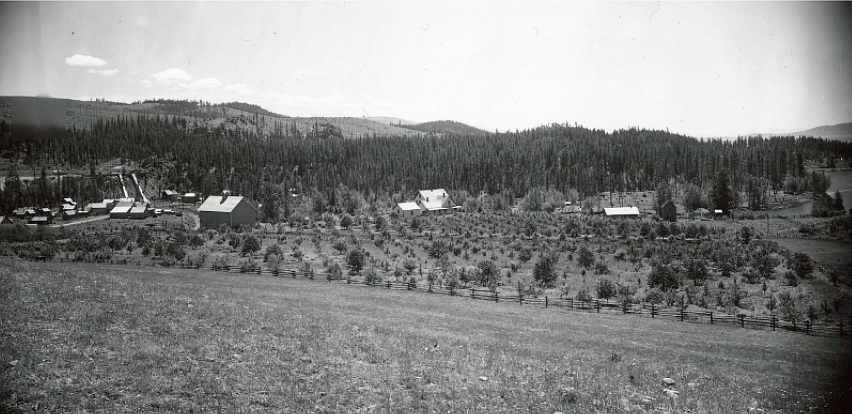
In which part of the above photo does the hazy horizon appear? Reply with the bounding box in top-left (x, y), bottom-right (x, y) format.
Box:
top-left (1, 1), bottom-right (850, 138)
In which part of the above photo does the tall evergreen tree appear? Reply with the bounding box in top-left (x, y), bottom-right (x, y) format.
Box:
top-left (711, 171), bottom-right (734, 214)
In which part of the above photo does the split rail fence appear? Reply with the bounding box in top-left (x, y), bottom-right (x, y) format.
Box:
top-left (59, 257), bottom-right (850, 339)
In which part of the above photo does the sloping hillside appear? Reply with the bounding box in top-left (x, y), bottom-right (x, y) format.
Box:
top-left (790, 122), bottom-right (852, 141)
top-left (63, 99), bottom-right (421, 138)
top-left (399, 119), bottom-right (490, 136)
top-left (1, 96), bottom-right (421, 139)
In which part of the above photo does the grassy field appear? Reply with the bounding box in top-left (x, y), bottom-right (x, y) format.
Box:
top-left (1, 259), bottom-right (850, 413)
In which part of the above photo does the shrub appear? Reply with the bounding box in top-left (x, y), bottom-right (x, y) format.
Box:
top-left (596, 279), bottom-right (617, 300)
top-left (777, 291), bottom-right (805, 327)
top-left (648, 263), bottom-right (680, 291)
top-left (186, 250), bottom-right (209, 268)
top-left (347, 248), bottom-right (365, 274)
top-left (211, 254), bottom-right (230, 270)
top-left (533, 256), bottom-right (557, 289)
top-left (364, 267), bottom-right (380, 285)
top-left (645, 288), bottom-right (665, 305)
top-left (241, 235), bottom-right (261, 256)
top-left (576, 287), bottom-right (592, 303)
top-left (593, 261), bottom-right (610, 275)
top-left (325, 261), bottom-right (343, 280)
top-left (267, 253), bottom-right (281, 273)
top-left (786, 252), bottom-right (813, 279)
top-left (577, 246), bottom-right (595, 269)
top-left (265, 243), bottom-right (283, 262)
top-left (239, 258), bottom-right (258, 273)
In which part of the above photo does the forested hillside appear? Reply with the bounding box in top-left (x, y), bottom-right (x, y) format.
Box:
top-left (399, 120), bottom-right (490, 136)
top-left (2, 96), bottom-right (851, 220)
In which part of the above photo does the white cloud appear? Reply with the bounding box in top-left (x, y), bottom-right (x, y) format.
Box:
top-left (150, 68), bottom-right (193, 84)
top-left (141, 80), bottom-right (153, 87)
top-left (179, 77), bottom-right (221, 89)
top-left (87, 69), bottom-right (119, 76)
top-left (66, 54), bottom-right (108, 67)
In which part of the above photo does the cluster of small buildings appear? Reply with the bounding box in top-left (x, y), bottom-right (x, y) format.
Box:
top-left (393, 189), bottom-right (462, 218)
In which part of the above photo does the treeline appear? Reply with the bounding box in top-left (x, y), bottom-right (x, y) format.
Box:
top-left (1, 115), bottom-right (851, 214)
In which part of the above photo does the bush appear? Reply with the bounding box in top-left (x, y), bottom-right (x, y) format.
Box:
top-left (325, 261), bottom-right (343, 280)
top-left (533, 256), bottom-right (557, 289)
top-left (265, 243), bottom-right (283, 262)
top-left (364, 267), bottom-right (380, 285)
top-left (239, 258), bottom-right (258, 273)
top-left (186, 250), bottom-right (209, 268)
top-left (593, 261), bottom-right (610, 275)
top-left (211, 254), bottom-right (230, 270)
top-left (786, 252), bottom-right (813, 279)
top-left (347, 249), bottom-right (365, 274)
top-left (648, 263), bottom-right (680, 291)
top-left (577, 246), bottom-right (595, 269)
top-left (241, 235), bottom-right (261, 256)
top-left (267, 253), bottom-right (281, 273)
top-left (596, 279), bottom-right (617, 300)
top-left (645, 288), bottom-right (665, 305)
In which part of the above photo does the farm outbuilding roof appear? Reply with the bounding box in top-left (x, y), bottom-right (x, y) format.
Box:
top-left (604, 206), bottom-right (640, 216)
top-left (199, 195), bottom-right (250, 213)
top-left (396, 202), bottom-right (421, 211)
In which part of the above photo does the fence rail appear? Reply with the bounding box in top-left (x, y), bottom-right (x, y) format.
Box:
top-left (53, 257), bottom-right (849, 339)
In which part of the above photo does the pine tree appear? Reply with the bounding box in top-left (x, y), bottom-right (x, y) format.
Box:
top-left (711, 171), bottom-right (734, 214)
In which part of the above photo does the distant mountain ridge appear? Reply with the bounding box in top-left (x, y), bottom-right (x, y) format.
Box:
top-left (364, 116), bottom-right (418, 126)
top-left (746, 122), bottom-right (852, 142)
top-left (787, 122), bottom-right (852, 141)
top-left (398, 120), bottom-right (490, 136)
top-left (0, 96), bottom-right (422, 139)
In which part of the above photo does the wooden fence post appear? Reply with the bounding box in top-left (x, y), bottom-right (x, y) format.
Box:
top-left (651, 303), bottom-right (655, 318)
top-left (386, 281), bottom-right (391, 289)
top-left (545, 296), bottom-right (548, 308)
top-left (596, 300), bottom-right (600, 313)
top-left (739, 314), bottom-right (744, 328)
top-left (495, 291), bottom-right (499, 303)
top-left (622, 301), bottom-right (627, 314)
top-left (570, 298), bottom-right (574, 311)
top-left (471, 288), bottom-right (475, 299)
top-left (710, 312), bottom-right (713, 324)
top-left (519, 296), bottom-right (523, 306)
top-left (771, 316), bottom-right (776, 331)
top-left (806, 319), bottom-right (810, 335)
top-left (680, 308), bottom-right (685, 322)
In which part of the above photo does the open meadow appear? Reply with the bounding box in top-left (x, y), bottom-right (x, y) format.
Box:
top-left (1, 258), bottom-right (850, 413)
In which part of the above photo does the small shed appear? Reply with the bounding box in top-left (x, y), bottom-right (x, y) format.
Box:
top-left (393, 202), bottom-right (422, 219)
top-left (62, 210), bottom-right (78, 220)
top-left (660, 200), bottom-right (677, 222)
top-left (0, 216), bottom-right (13, 225)
top-left (181, 193), bottom-right (199, 203)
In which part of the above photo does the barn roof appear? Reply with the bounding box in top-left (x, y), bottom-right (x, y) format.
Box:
top-left (396, 202), bottom-right (421, 211)
top-left (661, 200), bottom-right (676, 208)
top-left (199, 195), bottom-right (248, 213)
top-left (604, 206), bottom-right (640, 216)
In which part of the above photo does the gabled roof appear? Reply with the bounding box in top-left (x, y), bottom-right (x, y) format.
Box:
top-left (661, 200), bottom-right (676, 209)
top-left (396, 202), bottom-right (421, 211)
top-left (130, 204), bottom-right (147, 214)
top-left (199, 195), bottom-right (250, 213)
top-left (416, 189), bottom-right (454, 210)
top-left (604, 206), bottom-right (640, 216)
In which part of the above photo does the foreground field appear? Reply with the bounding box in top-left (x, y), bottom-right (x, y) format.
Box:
top-left (1, 259), bottom-right (850, 413)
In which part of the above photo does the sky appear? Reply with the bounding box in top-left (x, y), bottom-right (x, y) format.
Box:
top-left (1, 1), bottom-right (850, 137)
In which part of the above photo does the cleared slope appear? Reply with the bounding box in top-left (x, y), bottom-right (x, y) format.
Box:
top-left (1, 259), bottom-right (849, 413)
